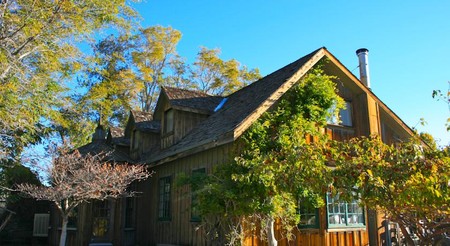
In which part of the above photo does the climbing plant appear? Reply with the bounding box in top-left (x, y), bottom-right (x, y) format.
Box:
top-left (190, 63), bottom-right (345, 245)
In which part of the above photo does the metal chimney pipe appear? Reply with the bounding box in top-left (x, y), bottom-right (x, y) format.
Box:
top-left (356, 48), bottom-right (371, 88)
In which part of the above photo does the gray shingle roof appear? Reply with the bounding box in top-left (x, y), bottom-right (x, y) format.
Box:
top-left (78, 141), bottom-right (132, 163)
top-left (109, 127), bottom-right (124, 138)
top-left (131, 110), bottom-right (153, 123)
top-left (145, 48), bottom-right (324, 164)
top-left (135, 120), bottom-right (161, 133)
top-left (163, 86), bottom-right (224, 114)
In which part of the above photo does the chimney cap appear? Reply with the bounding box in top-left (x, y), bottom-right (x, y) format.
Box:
top-left (356, 48), bottom-right (369, 55)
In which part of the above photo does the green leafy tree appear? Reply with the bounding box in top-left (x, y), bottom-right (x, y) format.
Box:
top-left (0, 0), bottom-right (139, 161)
top-left (331, 136), bottom-right (450, 245)
top-left (77, 28), bottom-right (261, 132)
top-left (78, 26), bottom-right (186, 127)
top-left (133, 26), bottom-right (183, 112)
top-left (79, 33), bottom-right (142, 127)
top-left (191, 47), bottom-right (261, 96)
top-left (190, 65), bottom-right (343, 245)
top-left (0, 165), bottom-right (41, 233)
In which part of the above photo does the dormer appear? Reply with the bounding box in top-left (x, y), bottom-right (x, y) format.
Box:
top-left (131, 119), bottom-right (161, 160)
top-left (123, 110), bottom-right (161, 160)
top-left (154, 86), bottom-right (223, 149)
top-left (106, 126), bottom-right (130, 154)
top-left (124, 110), bottom-right (153, 139)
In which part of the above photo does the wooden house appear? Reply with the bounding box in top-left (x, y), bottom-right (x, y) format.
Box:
top-left (48, 47), bottom-right (415, 246)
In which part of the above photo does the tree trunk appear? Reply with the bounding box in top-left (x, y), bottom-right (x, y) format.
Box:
top-left (59, 214), bottom-right (69, 246)
top-left (267, 216), bottom-right (278, 246)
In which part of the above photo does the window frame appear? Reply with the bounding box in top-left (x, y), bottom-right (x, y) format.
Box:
top-left (297, 200), bottom-right (320, 229)
top-left (92, 200), bottom-right (110, 237)
top-left (164, 109), bottom-right (174, 134)
top-left (158, 176), bottom-right (172, 221)
top-left (327, 100), bottom-right (353, 127)
top-left (124, 196), bottom-right (135, 228)
top-left (339, 101), bottom-right (353, 127)
top-left (326, 193), bottom-right (365, 229)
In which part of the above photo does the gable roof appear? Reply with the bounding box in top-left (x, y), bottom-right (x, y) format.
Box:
top-left (131, 110), bottom-right (153, 123)
top-left (160, 86), bottom-right (224, 115)
top-left (109, 126), bottom-right (124, 138)
top-left (144, 48), bottom-right (326, 164)
top-left (135, 120), bottom-right (161, 133)
top-left (107, 126), bottom-right (130, 146)
top-left (142, 47), bottom-right (416, 165)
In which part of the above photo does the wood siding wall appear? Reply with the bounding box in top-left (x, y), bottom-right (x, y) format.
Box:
top-left (135, 143), bottom-right (233, 245)
top-left (131, 131), bottom-right (160, 160)
top-left (161, 109), bottom-right (209, 149)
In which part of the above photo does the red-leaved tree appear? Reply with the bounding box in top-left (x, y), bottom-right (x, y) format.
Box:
top-left (15, 150), bottom-right (151, 246)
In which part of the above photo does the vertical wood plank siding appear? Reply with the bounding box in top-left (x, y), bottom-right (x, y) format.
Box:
top-left (162, 109), bottom-right (209, 149)
top-left (135, 143), bottom-right (233, 245)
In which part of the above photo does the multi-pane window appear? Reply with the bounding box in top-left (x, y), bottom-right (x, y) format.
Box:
top-left (124, 197), bottom-right (135, 228)
top-left (298, 200), bottom-right (319, 229)
top-left (164, 109), bottom-right (174, 134)
top-left (327, 193), bottom-right (364, 228)
top-left (92, 200), bottom-right (110, 237)
top-left (191, 168), bottom-right (206, 222)
top-left (158, 176), bottom-right (171, 220)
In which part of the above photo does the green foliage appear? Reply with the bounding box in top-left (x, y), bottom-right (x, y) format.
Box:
top-left (1, 165), bottom-right (41, 203)
top-left (0, 0), bottom-right (139, 159)
top-left (76, 27), bottom-right (261, 134)
top-left (190, 63), bottom-right (343, 243)
top-left (79, 33), bottom-right (143, 127)
top-left (191, 47), bottom-right (261, 96)
top-left (432, 84), bottom-right (450, 131)
top-left (133, 26), bottom-right (183, 112)
top-left (332, 136), bottom-right (450, 243)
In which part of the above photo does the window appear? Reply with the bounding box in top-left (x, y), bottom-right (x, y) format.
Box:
top-left (67, 207), bottom-right (78, 228)
top-left (191, 168), bottom-right (206, 222)
top-left (132, 130), bottom-right (139, 150)
top-left (298, 200), bottom-right (319, 229)
top-left (340, 101), bottom-right (353, 126)
top-left (326, 193), bottom-right (365, 228)
top-left (125, 182), bottom-right (137, 228)
top-left (327, 101), bottom-right (353, 127)
top-left (158, 176), bottom-right (171, 220)
top-left (92, 200), bottom-right (110, 237)
top-left (124, 197), bottom-right (135, 228)
top-left (164, 109), bottom-right (174, 134)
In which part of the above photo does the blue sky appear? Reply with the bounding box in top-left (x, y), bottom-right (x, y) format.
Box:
top-left (132, 0), bottom-right (450, 146)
